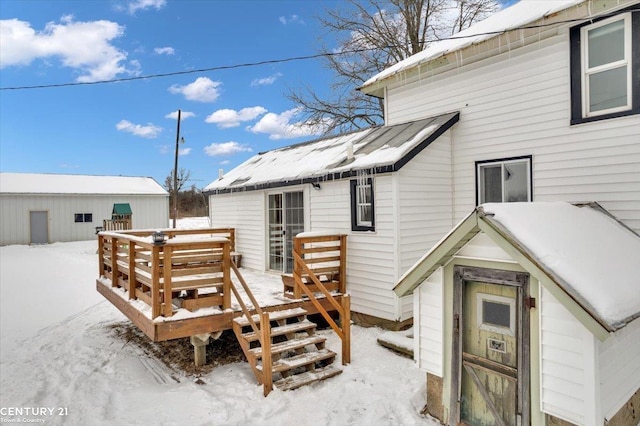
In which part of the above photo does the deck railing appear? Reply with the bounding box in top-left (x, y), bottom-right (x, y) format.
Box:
top-left (103, 218), bottom-right (132, 231)
top-left (97, 228), bottom-right (235, 319)
top-left (292, 234), bottom-right (350, 364)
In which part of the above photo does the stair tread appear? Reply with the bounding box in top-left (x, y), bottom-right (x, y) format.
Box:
top-left (257, 349), bottom-right (337, 373)
top-left (248, 335), bottom-right (326, 358)
top-left (242, 319), bottom-right (316, 342)
top-left (274, 365), bottom-right (343, 391)
top-left (233, 307), bottom-right (308, 327)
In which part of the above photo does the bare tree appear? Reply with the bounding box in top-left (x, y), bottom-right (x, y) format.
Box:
top-left (164, 168), bottom-right (191, 220)
top-left (287, 0), bottom-right (499, 133)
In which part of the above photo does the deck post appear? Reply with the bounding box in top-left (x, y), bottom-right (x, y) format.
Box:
top-left (222, 241), bottom-right (231, 309)
top-left (341, 294), bottom-right (351, 365)
top-left (293, 237), bottom-right (303, 299)
top-left (162, 245), bottom-right (173, 317)
top-left (339, 235), bottom-right (347, 294)
top-left (151, 246), bottom-right (161, 319)
top-left (190, 333), bottom-right (210, 367)
top-left (110, 237), bottom-right (119, 287)
top-left (128, 242), bottom-right (136, 300)
top-left (98, 234), bottom-right (105, 278)
top-left (260, 312), bottom-right (273, 396)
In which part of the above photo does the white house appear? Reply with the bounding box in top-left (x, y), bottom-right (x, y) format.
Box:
top-left (0, 173), bottom-right (169, 245)
top-left (204, 112), bottom-right (460, 327)
top-left (355, 0), bottom-right (639, 424)
top-left (393, 202), bottom-right (640, 425)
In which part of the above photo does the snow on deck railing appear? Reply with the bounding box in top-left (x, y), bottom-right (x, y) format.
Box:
top-left (97, 228), bottom-right (236, 319)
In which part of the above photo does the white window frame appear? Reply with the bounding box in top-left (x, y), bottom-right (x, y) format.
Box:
top-left (581, 13), bottom-right (633, 118)
top-left (356, 180), bottom-right (372, 227)
top-left (476, 157), bottom-right (531, 205)
top-left (477, 293), bottom-right (516, 336)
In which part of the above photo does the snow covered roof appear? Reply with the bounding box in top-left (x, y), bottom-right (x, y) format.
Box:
top-left (0, 173), bottom-right (168, 196)
top-left (204, 111), bottom-right (459, 194)
top-left (361, 0), bottom-right (585, 90)
top-left (394, 202), bottom-right (640, 333)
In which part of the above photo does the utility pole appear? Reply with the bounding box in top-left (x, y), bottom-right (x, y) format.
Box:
top-left (172, 109), bottom-right (181, 229)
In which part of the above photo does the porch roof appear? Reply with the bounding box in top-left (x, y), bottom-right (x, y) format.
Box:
top-left (394, 202), bottom-right (640, 334)
top-left (203, 111), bottom-right (459, 195)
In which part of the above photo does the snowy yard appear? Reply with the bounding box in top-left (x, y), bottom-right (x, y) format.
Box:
top-left (0, 219), bottom-right (437, 426)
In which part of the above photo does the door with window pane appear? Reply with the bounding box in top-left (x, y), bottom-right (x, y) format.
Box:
top-left (268, 191), bottom-right (304, 273)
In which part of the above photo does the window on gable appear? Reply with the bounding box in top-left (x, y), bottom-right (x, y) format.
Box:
top-left (476, 156), bottom-right (532, 205)
top-left (570, 10), bottom-right (639, 124)
top-left (350, 176), bottom-right (375, 231)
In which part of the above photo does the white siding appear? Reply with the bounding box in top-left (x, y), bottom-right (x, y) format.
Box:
top-left (397, 132), bottom-right (454, 321)
top-left (456, 233), bottom-right (515, 262)
top-left (540, 287), bottom-right (598, 426)
top-left (385, 30), bottom-right (640, 233)
top-left (416, 267), bottom-right (444, 376)
top-left (353, 174), bottom-right (399, 320)
top-left (599, 317), bottom-right (640, 421)
top-left (0, 194), bottom-right (168, 245)
top-left (209, 191), bottom-right (264, 271)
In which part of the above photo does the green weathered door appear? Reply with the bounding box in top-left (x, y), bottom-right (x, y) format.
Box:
top-left (451, 266), bottom-right (530, 426)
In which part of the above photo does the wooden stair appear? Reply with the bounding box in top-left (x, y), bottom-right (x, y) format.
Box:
top-left (232, 307), bottom-right (342, 394)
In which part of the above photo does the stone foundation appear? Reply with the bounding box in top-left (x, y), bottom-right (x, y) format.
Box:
top-left (426, 372), bottom-right (445, 424)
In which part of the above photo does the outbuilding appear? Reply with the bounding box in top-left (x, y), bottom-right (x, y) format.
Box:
top-left (0, 172), bottom-right (169, 245)
top-left (394, 202), bottom-right (640, 425)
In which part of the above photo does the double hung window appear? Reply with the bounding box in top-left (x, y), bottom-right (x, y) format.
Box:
top-left (571, 11), bottom-right (638, 123)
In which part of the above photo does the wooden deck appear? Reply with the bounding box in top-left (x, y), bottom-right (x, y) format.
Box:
top-left (96, 228), bottom-right (350, 395)
top-left (96, 228), bottom-right (345, 341)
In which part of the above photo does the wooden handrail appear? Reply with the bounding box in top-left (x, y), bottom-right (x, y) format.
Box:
top-left (292, 234), bottom-right (350, 364)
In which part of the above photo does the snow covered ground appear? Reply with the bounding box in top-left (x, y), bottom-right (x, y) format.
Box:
top-left (0, 218), bottom-right (437, 425)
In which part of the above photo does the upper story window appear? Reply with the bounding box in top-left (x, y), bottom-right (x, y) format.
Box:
top-left (476, 156), bottom-right (532, 205)
top-left (570, 10), bottom-right (639, 124)
top-left (350, 175), bottom-right (375, 232)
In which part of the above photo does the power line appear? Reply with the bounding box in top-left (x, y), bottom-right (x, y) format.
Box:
top-left (1, 7), bottom-right (634, 92)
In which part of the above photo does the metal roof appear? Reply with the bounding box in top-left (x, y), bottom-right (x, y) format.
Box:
top-left (204, 111), bottom-right (459, 194)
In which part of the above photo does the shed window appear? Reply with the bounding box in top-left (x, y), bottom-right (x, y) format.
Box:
top-left (570, 10), bottom-right (639, 124)
top-left (476, 156), bottom-right (532, 204)
top-left (350, 176), bottom-right (375, 232)
top-left (477, 293), bottom-right (515, 336)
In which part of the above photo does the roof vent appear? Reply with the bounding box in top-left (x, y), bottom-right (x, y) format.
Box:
top-left (218, 169), bottom-right (224, 179)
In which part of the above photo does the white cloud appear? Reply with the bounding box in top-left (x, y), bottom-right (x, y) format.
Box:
top-left (154, 46), bottom-right (175, 55)
top-left (279, 15), bottom-right (304, 25)
top-left (247, 108), bottom-right (326, 140)
top-left (251, 73), bottom-right (282, 87)
top-left (0, 16), bottom-right (136, 82)
top-left (116, 119), bottom-right (162, 138)
top-left (205, 106), bottom-right (267, 128)
top-left (165, 110), bottom-right (195, 120)
top-left (169, 77), bottom-right (222, 103)
top-left (178, 147), bottom-right (192, 156)
top-left (127, 0), bottom-right (166, 14)
top-left (204, 141), bottom-right (252, 156)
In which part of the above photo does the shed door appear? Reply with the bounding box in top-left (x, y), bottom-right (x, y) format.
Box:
top-left (451, 266), bottom-right (530, 426)
top-left (30, 211), bottom-right (48, 244)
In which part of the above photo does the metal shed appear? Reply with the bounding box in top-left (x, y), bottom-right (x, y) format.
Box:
top-left (0, 173), bottom-right (169, 245)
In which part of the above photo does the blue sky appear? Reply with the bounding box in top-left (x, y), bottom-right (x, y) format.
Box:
top-left (0, 0), bottom-right (515, 189)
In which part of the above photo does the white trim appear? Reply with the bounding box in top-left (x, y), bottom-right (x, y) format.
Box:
top-left (581, 13), bottom-right (633, 118)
